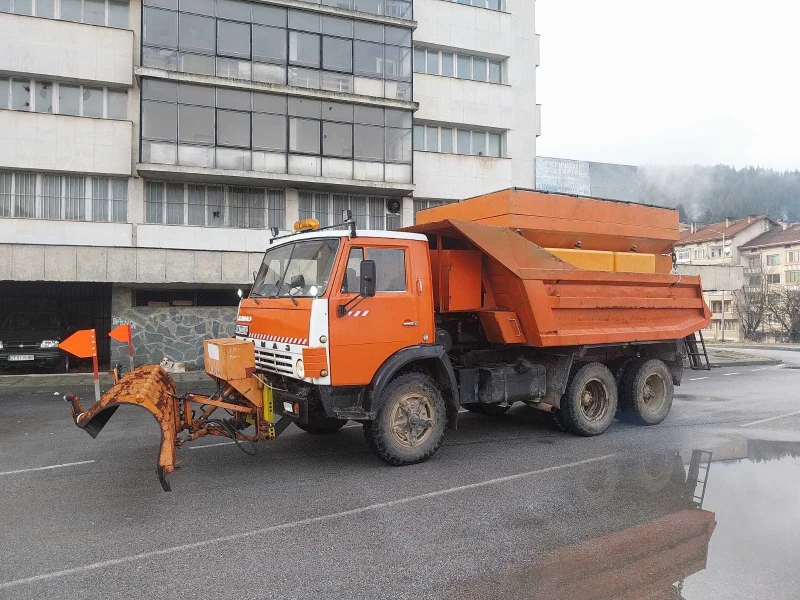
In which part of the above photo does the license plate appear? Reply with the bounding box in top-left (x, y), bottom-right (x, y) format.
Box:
top-left (8, 355), bottom-right (35, 361)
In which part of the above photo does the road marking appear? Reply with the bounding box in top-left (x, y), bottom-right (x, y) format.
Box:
top-left (724, 372), bottom-right (740, 376)
top-left (688, 377), bottom-right (709, 381)
top-left (0, 460), bottom-right (95, 477)
top-left (740, 409), bottom-right (800, 428)
top-left (0, 454), bottom-right (614, 589)
top-left (187, 441), bottom-right (235, 450)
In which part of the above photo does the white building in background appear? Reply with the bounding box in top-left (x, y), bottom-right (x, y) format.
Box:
top-left (0, 0), bottom-right (539, 367)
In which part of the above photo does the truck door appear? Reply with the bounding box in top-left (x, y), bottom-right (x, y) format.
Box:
top-left (328, 241), bottom-right (426, 386)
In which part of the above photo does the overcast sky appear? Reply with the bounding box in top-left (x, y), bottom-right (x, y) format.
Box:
top-left (535, 0), bottom-right (800, 171)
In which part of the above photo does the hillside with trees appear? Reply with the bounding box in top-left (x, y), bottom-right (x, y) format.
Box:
top-left (639, 165), bottom-right (800, 223)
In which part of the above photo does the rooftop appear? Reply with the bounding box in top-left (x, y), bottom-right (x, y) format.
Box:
top-left (676, 216), bottom-right (770, 245)
top-left (740, 224), bottom-right (800, 250)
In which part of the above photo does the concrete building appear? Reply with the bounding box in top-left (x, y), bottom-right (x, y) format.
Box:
top-left (674, 217), bottom-right (777, 342)
top-left (535, 157), bottom-right (639, 202)
top-left (0, 0), bottom-right (539, 368)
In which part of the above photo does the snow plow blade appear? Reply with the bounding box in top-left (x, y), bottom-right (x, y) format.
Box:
top-left (64, 365), bottom-right (179, 491)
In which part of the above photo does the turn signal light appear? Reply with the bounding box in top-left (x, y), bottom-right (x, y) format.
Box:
top-left (294, 218), bottom-right (320, 232)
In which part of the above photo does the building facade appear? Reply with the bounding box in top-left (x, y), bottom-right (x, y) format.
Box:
top-left (674, 216), bottom-right (776, 342)
top-left (0, 0), bottom-right (539, 368)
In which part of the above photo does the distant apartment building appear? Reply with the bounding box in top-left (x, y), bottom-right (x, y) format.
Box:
top-left (0, 0), bottom-right (540, 367)
top-left (675, 216), bottom-right (777, 342)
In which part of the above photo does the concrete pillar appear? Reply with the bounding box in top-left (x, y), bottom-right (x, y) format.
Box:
top-left (128, 177), bottom-right (144, 226)
top-left (285, 187), bottom-right (300, 230)
top-left (402, 196), bottom-right (414, 228)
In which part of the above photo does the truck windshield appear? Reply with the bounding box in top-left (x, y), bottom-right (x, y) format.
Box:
top-left (251, 239), bottom-right (340, 299)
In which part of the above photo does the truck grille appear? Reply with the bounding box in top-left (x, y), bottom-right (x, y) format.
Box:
top-left (3, 341), bottom-right (40, 351)
top-left (255, 347), bottom-right (295, 377)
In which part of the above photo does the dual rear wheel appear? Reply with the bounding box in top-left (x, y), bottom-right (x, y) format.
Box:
top-left (552, 358), bottom-right (673, 436)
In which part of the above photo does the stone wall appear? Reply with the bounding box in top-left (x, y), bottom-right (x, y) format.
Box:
top-left (111, 287), bottom-right (236, 370)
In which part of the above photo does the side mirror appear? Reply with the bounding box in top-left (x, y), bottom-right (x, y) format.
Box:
top-left (360, 260), bottom-right (376, 298)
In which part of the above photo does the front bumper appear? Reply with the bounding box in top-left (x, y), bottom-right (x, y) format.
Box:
top-left (272, 387), bottom-right (310, 424)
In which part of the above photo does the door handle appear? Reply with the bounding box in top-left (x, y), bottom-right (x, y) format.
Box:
top-left (403, 320), bottom-right (418, 327)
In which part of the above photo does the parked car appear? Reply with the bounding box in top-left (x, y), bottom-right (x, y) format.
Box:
top-left (0, 312), bottom-right (68, 373)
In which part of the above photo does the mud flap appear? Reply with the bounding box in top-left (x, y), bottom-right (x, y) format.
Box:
top-left (65, 365), bottom-right (179, 491)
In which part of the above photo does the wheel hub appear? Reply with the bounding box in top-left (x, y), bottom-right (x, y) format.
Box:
top-left (642, 373), bottom-right (666, 408)
top-left (579, 379), bottom-right (609, 422)
top-left (391, 394), bottom-right (435, 448)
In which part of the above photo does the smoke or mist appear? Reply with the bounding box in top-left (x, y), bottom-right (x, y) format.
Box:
top-left (638, 165), bottom-right (800, 223)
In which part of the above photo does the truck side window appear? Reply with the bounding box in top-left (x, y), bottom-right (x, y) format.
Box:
top-left (342, 247), bottom-right (363, 293)
top-left (369, 248), bottom-right (406, 292)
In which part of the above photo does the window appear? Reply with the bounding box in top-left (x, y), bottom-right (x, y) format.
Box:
top-left (711, 302), bottom-right (722, 313)
top-left (766, 254), bottom-right (781, 266)
top-left (141, 79), bottom-right (413, 171)
top-left (34, 81), bottom-right (53, 113)
top-left (144, 181), bottom-right (285, 229)
top-left (0, 171), bottom-right (127, 221)
top-left (415, 47), bottom-right (504, 83)
top-left (748, 256), bottom-right (761, 268)
top-left (0, 0), bottom-right (129, 26)
top-left (787, 272), bottom-right (800, 284)
top-left (141, 1), bottom-right (412, 99)
top-left (676, 250), bottom-right (690, 263)
top-left (767, 273), bottom-right (781, 284)
top-left (298, 191), bottom-right (399, 231)
top-left (371, 248), bottom-right (406, 291)
top-left (134, 288), bottom-right (243, 307)
top-left (788, 251), bottom-right (800, 264)
top-left (2, 79), bottom-right (126, 119)
top-left (457, 55), bottom-right (471, 79)
top-left (416, 125), bottom-right (504, 157)
top-left (694, 249), bottom-right (705, 259)
top-left (709, 246), bottom-right (723, 259)
top-left (749, 276), bottom-right (762, 286)
top-left (440, 0), bottom-right (502, 9)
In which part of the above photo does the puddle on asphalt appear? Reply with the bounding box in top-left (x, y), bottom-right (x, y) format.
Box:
top-left (445, 439), bottom-right (800, 600)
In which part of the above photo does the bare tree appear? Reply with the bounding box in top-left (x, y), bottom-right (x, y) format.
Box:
top-left (767, 286), bottom-right (800, 342)
top-left (733, 273), bottom-right (772, 341)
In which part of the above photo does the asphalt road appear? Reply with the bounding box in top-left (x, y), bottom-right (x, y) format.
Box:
top-left (2, 354), bottom-right (800, 599)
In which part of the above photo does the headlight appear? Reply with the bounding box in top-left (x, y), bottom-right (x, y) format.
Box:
top-left (41, 340), bottom-right (59, 348)
top-left (234, 324), bottom-right (249, 336)
top-left (295, 359), bottom-right (305, 379)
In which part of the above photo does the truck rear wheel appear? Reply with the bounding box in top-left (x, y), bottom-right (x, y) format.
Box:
top-left (560, 362), bottom-right (618, 436)
top-left (618, 359), bottom-right (673, 425)
top-left (364, 372), bottom-right (446, 466)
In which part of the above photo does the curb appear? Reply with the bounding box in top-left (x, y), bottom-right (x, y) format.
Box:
top-left (709, 359), bottom-right (783, 368)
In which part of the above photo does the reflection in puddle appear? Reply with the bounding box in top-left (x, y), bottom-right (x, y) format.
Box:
top-left (451, 439), bottom-right (800, 600)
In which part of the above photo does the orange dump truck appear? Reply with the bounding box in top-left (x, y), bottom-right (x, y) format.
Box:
top-left (65, 189), bottom-right (711, 490)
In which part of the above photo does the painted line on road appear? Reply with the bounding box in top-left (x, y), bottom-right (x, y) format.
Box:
top-left (0, 454), bottom-right (615, 590)
top-left (187, 442), bottom-right (235, 450)
top-left (724, 372), bottom-right (740, 376)
top-left (688, 377), bottom-right (709, 381)
top-left (0, 460), bottom-right (95, 477)
top-left (740, 409), bottom-right (800, 428)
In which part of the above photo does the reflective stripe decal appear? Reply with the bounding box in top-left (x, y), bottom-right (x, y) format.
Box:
top-left (248, 333), bottom-right (309, 345)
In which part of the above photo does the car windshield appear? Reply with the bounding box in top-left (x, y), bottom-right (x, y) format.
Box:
top-left (251, 239), bottom-right (340, 299)
top-left (1, 312), bottom-right (60, 330)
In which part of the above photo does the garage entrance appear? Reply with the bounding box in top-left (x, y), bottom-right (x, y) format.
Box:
top-left (0, 282), bottom-right (112, 369)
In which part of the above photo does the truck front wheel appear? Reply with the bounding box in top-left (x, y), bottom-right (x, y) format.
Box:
top-left (364, 372), bottom-right (446, 466)
top-left (559, 362), bottom-right (618, 436)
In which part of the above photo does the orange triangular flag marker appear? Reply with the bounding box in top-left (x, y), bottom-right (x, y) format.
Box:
top-left (59, 329), bottom-right (97, 359)
top-left (109, 324), bottom-right (131, 343)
